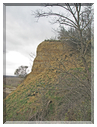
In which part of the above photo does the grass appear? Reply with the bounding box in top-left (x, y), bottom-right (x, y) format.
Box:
top-left (64, 99), bottom-right (91, 121)
top-left (3, 76), bottom-right (24, 99)
top-left (3, 76), bottom-right (24, 87)
top-left (4, 70), bottom-right (91, 121)
top-left (3, 41), bottom-right (91, 122)
top-left (4, 66), bottom-right (91, 121)
top-left (48, 103), bottom-right (55, 114)
top-left (44, 39), bottom-right (61, 42)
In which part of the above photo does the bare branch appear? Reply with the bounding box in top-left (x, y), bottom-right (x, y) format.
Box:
top-left (33, 10), bottom-right (78, 28)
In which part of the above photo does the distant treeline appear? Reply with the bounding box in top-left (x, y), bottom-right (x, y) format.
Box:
top-left (3, 75), bottom-right (20, 78)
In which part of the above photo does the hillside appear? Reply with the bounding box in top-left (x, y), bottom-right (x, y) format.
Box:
top-left (3, 76), bottom-right (24, 99)
top-left (3, 41), bottom-right (91, 122)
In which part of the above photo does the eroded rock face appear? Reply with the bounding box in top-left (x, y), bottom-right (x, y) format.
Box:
top-left (5, 41), bottom-right (91, 121)
top-left (32, 41), bottom-right (63, 74)
top-left (20, 40), bottom-right (91, 92)
top-left (29, 41), bottom-right (78, 77)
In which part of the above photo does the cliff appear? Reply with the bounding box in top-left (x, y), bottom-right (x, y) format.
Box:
top-left (24, 41), bottom-right (82, 82)
top-left (32, 41), bottom-right (76, 73)
top-left (4, 41), bottom-right (91, 122)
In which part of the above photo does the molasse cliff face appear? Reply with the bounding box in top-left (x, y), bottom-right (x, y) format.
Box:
top-left (4, 41), bottom-right (91, 122)
top-left (23, 41), bottom-right (81, 84)
top-left (29, 41), bottom-right (79, 77)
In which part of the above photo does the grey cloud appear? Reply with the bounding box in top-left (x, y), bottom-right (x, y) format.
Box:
top-left (6, 6), bottom-right (62, 53)
top-left (5, 6), bottom-right (63, 75)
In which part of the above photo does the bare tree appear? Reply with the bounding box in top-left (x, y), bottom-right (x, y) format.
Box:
top-left (27, 4), bottom-right (94, 121)
top-left (14, 66), bottom-right (28, 77)
top-left (32, 3), bottom-right (93, 85)
top-left (29, 52), bottom-right (36, 71)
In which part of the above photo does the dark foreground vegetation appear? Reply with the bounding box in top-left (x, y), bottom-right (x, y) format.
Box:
top-left (3, 66), bottom-right (91, 121)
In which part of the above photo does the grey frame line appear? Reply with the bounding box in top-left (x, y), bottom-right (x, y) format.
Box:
top-left (3, 3), bottom-right (93, 6)
top-left (3, 4), bottom-right (6, 102)
top-left (3, 3), bottom-right (94, 124)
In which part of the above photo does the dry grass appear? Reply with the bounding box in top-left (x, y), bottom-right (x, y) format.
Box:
top-left (3, 69), bottom-right (91, 121)
top-left (3, 76), bottom-right (24, 99)
top-left (3, 76), bottom-right (24, 87)
top-left (3, 41), bottom-right (92, 122)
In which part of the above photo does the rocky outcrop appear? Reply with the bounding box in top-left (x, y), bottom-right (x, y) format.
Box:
top-left (4, 41), bottom-right (91, 121)
top-left (28, 41), bottom-right (79, 78)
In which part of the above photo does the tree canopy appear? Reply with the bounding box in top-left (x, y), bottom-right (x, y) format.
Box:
top-left (14, 66), bottom-right (28, 77)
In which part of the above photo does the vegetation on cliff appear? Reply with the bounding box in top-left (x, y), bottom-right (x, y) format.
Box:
top-left (3, 4), bottom-right (93, 122)
top-left (4, 41), bottom-right (92, 122)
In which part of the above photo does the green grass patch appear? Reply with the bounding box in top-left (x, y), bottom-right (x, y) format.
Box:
top-left (48, 103), bottom-right (55, 114)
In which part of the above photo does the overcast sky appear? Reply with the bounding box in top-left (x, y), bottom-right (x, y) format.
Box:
top-left (4, 4), bottom-right (94, 76)
top-left (5, 6), bottom-right (61, 76)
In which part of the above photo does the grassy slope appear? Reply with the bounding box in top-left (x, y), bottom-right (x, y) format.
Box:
top-left (4, 41), bottom-right (91, 122)
top-left (4, 68), bottom-right (91, 121)
top-left (3, 76), bottom-right (24, 99)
